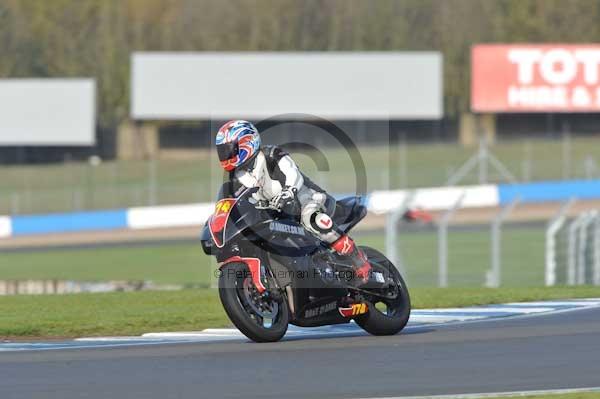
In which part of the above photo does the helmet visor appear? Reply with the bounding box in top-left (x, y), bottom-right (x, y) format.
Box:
top-left (216, 142), bottom-right (238, 162)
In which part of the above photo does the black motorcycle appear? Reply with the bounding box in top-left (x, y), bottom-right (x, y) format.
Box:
top-left (201, 186), bottom-right (410, 342)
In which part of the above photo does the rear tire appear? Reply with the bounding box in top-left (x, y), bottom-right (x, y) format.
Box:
top-left (354, 247), bottom-right (411, 336)
top-left (218, 262), bottom-right (289, 343)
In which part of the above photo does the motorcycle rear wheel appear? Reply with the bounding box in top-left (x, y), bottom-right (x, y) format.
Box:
top-left (218, 262), bottom-right (289, 343)
top-left (354, 246), bottom-right (411, 336)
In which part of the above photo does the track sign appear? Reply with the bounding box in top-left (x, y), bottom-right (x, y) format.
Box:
top-left (472, 44), bottom-right (600, 112)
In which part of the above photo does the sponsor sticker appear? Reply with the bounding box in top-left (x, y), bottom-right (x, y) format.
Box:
top-left (339, 303), bottom-right (368, 317)
top-left (305, 301), bottom-right (337, 318)
top-left (269, 221), bottom-right (306, 236)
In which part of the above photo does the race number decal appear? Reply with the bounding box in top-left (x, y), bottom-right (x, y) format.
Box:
top-left (209, 198), bottom-right (236, 247)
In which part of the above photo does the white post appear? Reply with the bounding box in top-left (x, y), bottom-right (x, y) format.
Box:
top-left (72, 189), bottom-right (84, 212)
top-left (585, 156), bottom-right (594, 180)
top-left (438, 192), bottom-right (466, 288)
top-left (521, 141), bottom-right (532, 182)
top-left (594, 213), bottom-right (600, 286)
top-left (562, 132), bottom-right (572, 180)
top-left (567, 213), bottom-right (587, 285)
top-left (577, 211), bottom-right (596, 285)
top-left (10, 192), bottom-right (20, 215)
top-left (399, 136), bottom-right (407, 188)
top-left (147, 159), bottom-right (157, 206)
top-left (545, 199), bottom-right (576, 286)
top-left (385, 192), bottom-right (415, 276)
top-left (487, 197), bottom-right (520, 288)
top-left (479, 139), bottom-right (488, 184)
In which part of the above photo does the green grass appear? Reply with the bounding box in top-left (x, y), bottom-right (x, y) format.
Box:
top-left (409, 286), bottom-right (600, 309)
top-left (1, 230), bottom-right (594, 338)
top-left (360, 227), bottom-right (546, 287)
top-left (2, 136), bottom-right (600, 214)
top-left (0, 228), bottom-right (545, 287)
top-left (1, 286), bottom-right (600, 339)
top-left (0, 290), bottom-right (224, 338)
top-left (0, 243), bottom-right (213, 285)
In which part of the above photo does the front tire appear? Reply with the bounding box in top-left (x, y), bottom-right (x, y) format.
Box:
top-left (218, 262), bottom-right (289, 342)
top-left (354, 247), bottom-right (411, 336)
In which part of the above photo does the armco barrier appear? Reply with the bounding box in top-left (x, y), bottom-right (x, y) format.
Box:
top-left (498, 180), bottom-right (600, 204)
top-left (10, 210), bottom-right (128, 236)
top-left (127, 204), bottom-right (214, 230)
top-left (1, 179), bottom-right (600, 238)
top-left (0, 216), bottom-right (11, 238)
top-left (367, 184), bottom-right (499, 214)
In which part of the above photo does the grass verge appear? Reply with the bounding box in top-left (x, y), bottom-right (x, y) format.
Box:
top-left (0, 228), bottom-right (546, 287)
top-left (0, 242), bottom-right (212, 285)
top-left (1, 286), bottom-right (599, 340)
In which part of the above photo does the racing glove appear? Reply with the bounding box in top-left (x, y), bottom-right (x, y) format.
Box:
top-left (270, 186), bottom-right (297, 211)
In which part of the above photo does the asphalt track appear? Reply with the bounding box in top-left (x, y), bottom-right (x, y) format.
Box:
top-left (2, 305), bottom-right (600, 399)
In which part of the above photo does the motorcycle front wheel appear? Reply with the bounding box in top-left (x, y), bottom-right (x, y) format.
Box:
top-left (218, 262), bottom-right (289, 343)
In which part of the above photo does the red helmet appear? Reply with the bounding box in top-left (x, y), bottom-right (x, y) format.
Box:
top-left (215, 120), bottom-right (261, 171)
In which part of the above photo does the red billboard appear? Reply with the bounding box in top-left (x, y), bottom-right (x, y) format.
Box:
top-left (471, 44), bottom-right (600, 112)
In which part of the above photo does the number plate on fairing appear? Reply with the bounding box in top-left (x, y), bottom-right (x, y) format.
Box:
top-left (208, 198), bottom-right (237, 248)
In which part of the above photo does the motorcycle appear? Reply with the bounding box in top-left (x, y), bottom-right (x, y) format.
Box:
top-left (200, 185), bottom-right (411, 342)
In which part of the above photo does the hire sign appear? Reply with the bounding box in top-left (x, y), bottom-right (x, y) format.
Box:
top-left (471, 44), bottom-right (600, 112)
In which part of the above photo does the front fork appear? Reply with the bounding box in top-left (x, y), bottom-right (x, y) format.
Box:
top-left (221, 255), bottom-right (295, 319)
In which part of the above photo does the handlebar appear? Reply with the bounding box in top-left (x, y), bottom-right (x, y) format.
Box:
top-left (254, 199), bottom-right (282, 212)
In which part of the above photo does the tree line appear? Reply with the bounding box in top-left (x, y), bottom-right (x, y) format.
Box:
top-left (1, 0), bottom-right (599, 128)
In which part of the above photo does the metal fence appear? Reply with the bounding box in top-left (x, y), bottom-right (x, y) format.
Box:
top-left (0, 183), bottom-right (210, 215)
top-left (385, 196), bottom-right (549, 288)
top-left (386, 194), bottom-right (600, 288)
top-left (1, 135), bottom-right (600, 215)
top-left (546, 205), bottom-right (600, 286)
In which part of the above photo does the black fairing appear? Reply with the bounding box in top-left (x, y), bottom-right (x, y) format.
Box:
top-left (201, 188), bottom-right (366, 258)
top-left (332, 196), bottom-right (367, 234)
top-left (201, 186), bottom-right (370, 326)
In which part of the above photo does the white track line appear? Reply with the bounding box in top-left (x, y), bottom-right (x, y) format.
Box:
top-left (2, 298), bottom-right (598, 352)
top-left (504, 301), bottom-right (600, 307)
top-left (142, 330), bottom-right (245, 338)
top-left (356, 386), bottom-right (600, 399)
top-left (81, 299), bottom-right (600, 341)
top-left (412, 307), bottom-right (554, 314)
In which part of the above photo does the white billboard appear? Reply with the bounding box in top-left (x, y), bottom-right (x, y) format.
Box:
top-left (132, 52), bottom-right (442, 120)
top-left (0, 79), bottom-right (96, 146)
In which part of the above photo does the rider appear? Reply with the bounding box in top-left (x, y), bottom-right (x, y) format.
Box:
top-left (215, 120), bottom-right (372, 284)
